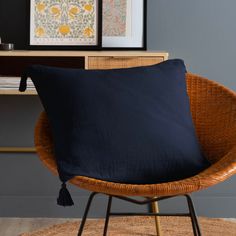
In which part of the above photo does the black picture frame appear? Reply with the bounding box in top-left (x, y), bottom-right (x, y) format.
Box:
top-left (102, 0), bottom-right (147, 50)
top-left (28, 0), bottom-right (102, 51)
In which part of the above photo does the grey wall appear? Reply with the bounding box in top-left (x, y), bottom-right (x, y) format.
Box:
top-left (147, 0), bottom-right (236, 217)
top-left (148, 0), bottom-right (236, 89)
top-left (1, 0), bottom-right (236, 218)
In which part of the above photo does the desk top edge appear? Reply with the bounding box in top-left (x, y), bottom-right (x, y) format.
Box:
top-left (0, 50), bottom-right (169, 58)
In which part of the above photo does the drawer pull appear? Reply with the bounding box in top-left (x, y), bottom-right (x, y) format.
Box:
top-left (110, 56), bottom-right (137, 60)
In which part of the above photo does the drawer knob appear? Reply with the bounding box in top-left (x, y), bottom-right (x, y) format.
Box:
top-left (110, 56), bottom-right (137, 59)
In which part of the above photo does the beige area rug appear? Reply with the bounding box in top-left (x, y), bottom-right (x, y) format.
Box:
top-left (20, 216), bottom-right (236, 236)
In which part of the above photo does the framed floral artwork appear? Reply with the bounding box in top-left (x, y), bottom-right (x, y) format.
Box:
top-left (30, 0), bottom-right (102, 50)
top-left (102, 0), bottom-right (147, 50)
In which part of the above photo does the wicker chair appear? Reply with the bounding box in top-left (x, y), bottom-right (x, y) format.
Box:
top-left (34, 73), bottom-right (236, 236)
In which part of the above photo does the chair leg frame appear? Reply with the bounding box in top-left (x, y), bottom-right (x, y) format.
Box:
top-left (77, 192), bottom-right (201, 236)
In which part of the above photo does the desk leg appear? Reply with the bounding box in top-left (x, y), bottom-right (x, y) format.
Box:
top-left (0, 147), bottom-right (36, 153)
top-left (151, 201), bottom-right (162, 236)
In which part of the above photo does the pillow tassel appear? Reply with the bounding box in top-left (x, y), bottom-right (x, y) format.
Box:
top-left (19, 72), bottom-right (28, 92)
top-left (57, 182), bottom-right (74, 207)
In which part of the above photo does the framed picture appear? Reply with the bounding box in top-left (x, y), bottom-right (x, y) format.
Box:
top-left (102, 0), bottom-right (147, 50)
top-left (29, 0), bottom-right (102, 50)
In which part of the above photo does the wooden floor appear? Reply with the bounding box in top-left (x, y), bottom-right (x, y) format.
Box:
top-left (0, 217), bottom-right (236, 236)
top-left (0, 218), bottom-right (79, 236)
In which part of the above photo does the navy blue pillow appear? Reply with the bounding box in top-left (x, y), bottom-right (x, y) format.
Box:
top-left (20, 59), bottom-right (210, 184)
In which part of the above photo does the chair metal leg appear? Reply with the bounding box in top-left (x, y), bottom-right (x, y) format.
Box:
top-left (77, 192), bottom-right (97, 236)
top-left (103, 196), bottom-right (113, 236)
top-left (77, 193), bottom-right (201, 236)
top-left (185, 195), bottom-right (202, 236)
top-left (151, 201), bottom-right (162, 236)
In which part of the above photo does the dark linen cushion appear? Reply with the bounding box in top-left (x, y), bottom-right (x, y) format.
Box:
top-left (21, 59), bottom-right (210, 184)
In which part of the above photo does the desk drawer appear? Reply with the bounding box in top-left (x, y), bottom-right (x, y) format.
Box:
top-left (88, 56), bottom-right (164, 69)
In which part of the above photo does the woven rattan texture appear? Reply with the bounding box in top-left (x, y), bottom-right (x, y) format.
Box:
top-left (88, 57), bottom-right (163, 70)
top-left (34, 73), bottom-right (236, 197)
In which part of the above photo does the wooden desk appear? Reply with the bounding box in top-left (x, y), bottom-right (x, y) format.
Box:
top-left (0, 50), bottom-right (168, 236)
top-left (0, 50), bottom-right (168, 154)
top-left (0, 50), bottom-right (168, 95)
top-left (0, 50), bottom-right (168, 152)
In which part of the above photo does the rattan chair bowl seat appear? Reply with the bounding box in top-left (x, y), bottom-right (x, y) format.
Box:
top-left (34, 73), bottom-right (236, 197)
